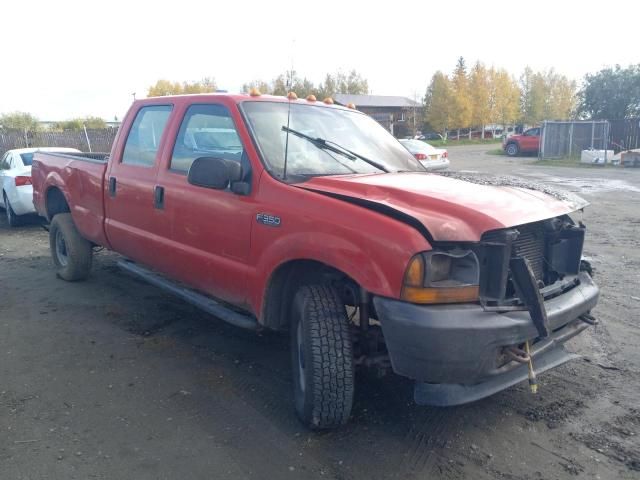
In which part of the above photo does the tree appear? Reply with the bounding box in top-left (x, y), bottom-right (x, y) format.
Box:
top-left (469, 62), bottom-right (491, 138)
top-left (424, 71), bottom-right (453, 137)
top-left (242, 79), bottom-right (271, 95)
top-left (0, 111), bottom-right (40, 132)
top-left (341, 70), bottom-right (369, 94)
top-left (317, 73), bottom-right (338, 99)
top-left (544, 70), bottom-right (576, 120)
top-left (53, 116), bottom-right (107, 131)
top-left (491, 68), bottom-right (520, 130)
top-left (147, 77), bottom-right (217, 97)
top-left (579, 64), bottom-right (640, 119)
top-left (240, 69), bottom-right (369, 99)
top-left (520, 68), bottom-right (576, 123)
top-left (450, 57), bottom-right (473, 138)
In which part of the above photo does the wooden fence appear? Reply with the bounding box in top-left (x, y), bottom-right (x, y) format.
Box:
top-left (0, 128), bottom-right (119, 156)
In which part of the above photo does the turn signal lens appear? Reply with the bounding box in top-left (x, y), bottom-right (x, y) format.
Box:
top-left (405, 256), bottom-right (425, 287)
top-left (401, 286), bottom-right (479, 304)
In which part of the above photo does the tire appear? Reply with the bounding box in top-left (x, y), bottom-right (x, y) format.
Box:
top-left (3, 193), bottom-right (20, 227)
top-left (291, 284), bottom-right (354, 429)
top-left (49, 213), bottom-right (93, 281)
top-left (505, 142), bottom-right (519, 157)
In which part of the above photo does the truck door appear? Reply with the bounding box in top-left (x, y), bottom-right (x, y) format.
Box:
top-left (104, 104), bottom-right (173, 267)
top-left (521, 128), bottom-right (540, 152)
top-left (154, 103), bottom-right (254, 305)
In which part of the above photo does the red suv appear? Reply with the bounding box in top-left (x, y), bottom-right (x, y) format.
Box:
top-left (503, 127), bottom-right (541, 156)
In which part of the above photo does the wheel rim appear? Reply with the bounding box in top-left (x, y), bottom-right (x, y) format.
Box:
top-left (296, 320), bottom-right (306, 394)
top-left (507, 145), bottom-right (517, 155)
top-left (55, 229), bottom-right (69, 267)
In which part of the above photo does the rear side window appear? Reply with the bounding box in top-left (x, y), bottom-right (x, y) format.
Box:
top-left (20, 153), bottom-right (34, 166)
top-left (122, 105), bottom-right (172, 166)
top-left (170, 104), bottom-right (243, 173)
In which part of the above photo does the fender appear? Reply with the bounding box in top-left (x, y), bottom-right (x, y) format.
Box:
top-left (35, 159), bottom-right (110, 248)
top-left (246, 177), bottom-right (432, 319)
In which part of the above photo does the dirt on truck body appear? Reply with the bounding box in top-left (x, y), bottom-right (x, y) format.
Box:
top-left (31, 93), bottom-right (598, 429)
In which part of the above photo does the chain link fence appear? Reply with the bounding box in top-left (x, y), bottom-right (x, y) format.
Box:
top-left (540, 121), bottom-right (610, 159)
top-left (0, 128), bottom-right (119, 156)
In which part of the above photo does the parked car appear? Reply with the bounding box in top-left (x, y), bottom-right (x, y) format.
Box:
top-left (503, 127), bottom-right (541, 156)
top-left (399, 139), bottom-right (449, 170)
top-left (416, 132), bottom-right (444, 141)
top-left (0, 147), bottom-right (80, 226)
top-left (32, 94), bottom-right (598, 429)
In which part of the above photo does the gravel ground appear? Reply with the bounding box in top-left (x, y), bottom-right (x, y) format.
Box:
top-left (1, 145), bottom-right (638, 479)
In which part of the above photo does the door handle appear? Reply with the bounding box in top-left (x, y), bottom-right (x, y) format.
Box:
top-left (154, 185), bottom-right (165, 209)
top-left (108, 177), bottom-right (117, 197)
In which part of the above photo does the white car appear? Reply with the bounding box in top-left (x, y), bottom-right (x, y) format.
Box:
top-left (0, 147), bottom-right (80, 226)
top-left (399, 139), bottom-right (449, 171)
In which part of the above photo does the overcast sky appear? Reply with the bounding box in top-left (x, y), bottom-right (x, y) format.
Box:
top-left (2, 0), bottom-right (638, 121)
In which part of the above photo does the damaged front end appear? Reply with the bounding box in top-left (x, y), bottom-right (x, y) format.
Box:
top-left (372, 214), bottom-right (599, 407)
top-left (476, 215), bottom-right (590, 337)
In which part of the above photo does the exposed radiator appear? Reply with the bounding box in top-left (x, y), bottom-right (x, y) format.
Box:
top-left (483, 221), bottom-right (547, 282)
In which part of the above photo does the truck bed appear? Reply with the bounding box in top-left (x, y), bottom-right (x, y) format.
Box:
top-left (32, 151), bottom-right (110, 247)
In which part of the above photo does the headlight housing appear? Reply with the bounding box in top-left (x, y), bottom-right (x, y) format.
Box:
top-left (401, 249), bottom-right (480, 304)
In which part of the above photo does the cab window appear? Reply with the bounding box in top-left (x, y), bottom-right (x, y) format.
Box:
top-left (122, 105), bottom-right (173, 166)
top-left (170, 104), bottom-right (244, 173)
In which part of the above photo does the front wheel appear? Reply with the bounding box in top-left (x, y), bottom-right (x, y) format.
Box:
top-left (49, 213), bottom-right (93, 281)
top-left (291, 285), bottom-right (354, 429)
top-left (505, 142), bottom-right (519, 157)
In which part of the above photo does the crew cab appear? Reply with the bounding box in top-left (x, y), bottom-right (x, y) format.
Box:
top-left (32, 94), bottom-right (598, 429)
top-left (503, 127), bottom-right (541, 156)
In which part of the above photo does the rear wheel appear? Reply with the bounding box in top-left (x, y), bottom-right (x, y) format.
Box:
top-left (49, 213), bottom-right (93, 281)
top-left (291, 284), bottom-right (354, 429)
top-left (505, 142), bottom-right (519, 157)
top-left (3, 193), bottom-right (20, 227)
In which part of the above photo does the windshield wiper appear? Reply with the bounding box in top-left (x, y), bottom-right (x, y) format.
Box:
top-left (281, 126), bottom-right (389, 173)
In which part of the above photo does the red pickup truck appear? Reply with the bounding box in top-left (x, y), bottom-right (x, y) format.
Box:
top-left (503, 127), bottom-right (541, 156)
top-left (32, 94), bottom-right (598, 429)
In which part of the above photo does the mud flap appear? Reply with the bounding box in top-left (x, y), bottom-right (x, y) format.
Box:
top-left (509, 256), bottom-right (549, 338)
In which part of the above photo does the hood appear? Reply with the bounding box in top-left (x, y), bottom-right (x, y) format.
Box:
top-left (299, 172), bottom-right (588, 242)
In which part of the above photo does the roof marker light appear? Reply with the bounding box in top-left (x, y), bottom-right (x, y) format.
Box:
top-left (323, 97), bottom-right (334, 104)
top-left (287, 91), bottom-right (298, 100)
top-left (347, 103), bottom-right (356, 109)
top-left (306, 94), bottom-right (316, 102)
top-left (249, 87), bottom-right (261, 96)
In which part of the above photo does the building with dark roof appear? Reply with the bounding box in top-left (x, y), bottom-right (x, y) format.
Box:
top-left (333, 94), bottom-right (423, 137)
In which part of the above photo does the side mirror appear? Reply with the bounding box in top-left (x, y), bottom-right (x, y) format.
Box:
top-left (187, 157), bottom-right (243, 190)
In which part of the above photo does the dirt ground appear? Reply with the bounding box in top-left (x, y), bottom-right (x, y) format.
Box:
top-left (1, 145), bottom-right (639, 480)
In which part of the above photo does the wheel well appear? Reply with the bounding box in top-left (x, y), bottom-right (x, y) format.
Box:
top-left (262, 259), bottom-right (358, 330)
top-left (46, 187), bottom-right (70, 220)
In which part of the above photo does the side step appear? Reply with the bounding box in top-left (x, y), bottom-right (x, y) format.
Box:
top-left (117, 259), bottom-right (259, 331)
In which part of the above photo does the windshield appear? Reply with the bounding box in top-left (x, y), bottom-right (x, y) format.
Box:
top-left (20, 153), bottom-right (34, 166)
top-left (242, 102), bottom-right (424, 178)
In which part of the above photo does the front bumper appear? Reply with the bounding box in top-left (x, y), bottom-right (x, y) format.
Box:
top-left (373, 271), bottom-right (599, 406)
